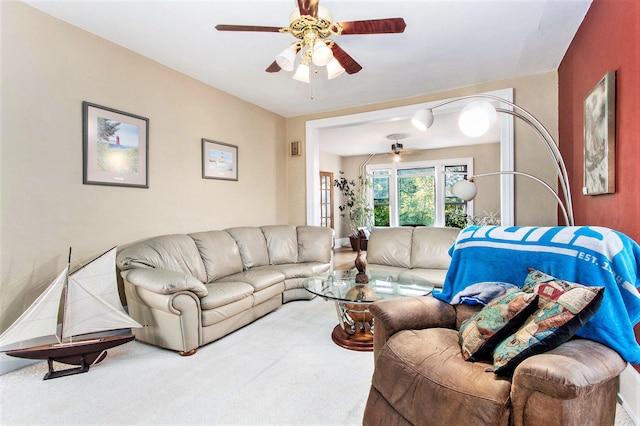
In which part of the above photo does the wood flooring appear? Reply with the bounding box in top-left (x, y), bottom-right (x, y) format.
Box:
top-left (333, 247), bottom-right (365, 271)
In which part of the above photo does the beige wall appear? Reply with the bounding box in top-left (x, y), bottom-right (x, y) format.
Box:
top-left (285, 72), bottom-right (560, 228)
top-left (1, 2), bottom-right (287, 329)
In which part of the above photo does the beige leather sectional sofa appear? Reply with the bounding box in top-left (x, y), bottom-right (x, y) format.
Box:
top-left (116, 225), bottom-right (333, 355)
top-left (366, 226), bottom-right (461, 287)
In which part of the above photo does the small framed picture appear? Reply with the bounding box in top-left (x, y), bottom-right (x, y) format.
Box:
top-left (202, 138), bottom-right (238, 181)
top-left (83, 102), bottom-right (149, 188)
top-left (290, 141), bottom-right (301, 157)
top-left (583, 71), bottom-right (615, 195)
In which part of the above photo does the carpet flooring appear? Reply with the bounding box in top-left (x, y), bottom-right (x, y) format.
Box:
top-left (0, 294), bottom-right (635, 425)
top-left (0, 298), bottom-right (373, 425)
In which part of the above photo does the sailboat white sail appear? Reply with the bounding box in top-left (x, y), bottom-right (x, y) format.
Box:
top-left (63, 248), bottom-right (141, 339)
top-left (0, 267), bottom-right (69, 349)
top-left (0, 247), bottom-right (142, 379)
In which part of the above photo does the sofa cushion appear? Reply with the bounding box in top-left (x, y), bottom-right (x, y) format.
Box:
top-left (374, 328), bottom-right (511, 425)
top-left (261, 225), bottom-right (298, 264)
top-left (217, 268), bottom-right (284, 292)
top-left (367, 227), bottom-right (413, 269)
top-left (267, 263), bottom-right (329, 280)
top-left (200, 281), bottom-right (254, 310)
top-left (297, 226), bottom-right (332, 263)
top-left (458, 287), bottom-right (539, 361)
top-left (189, 230), bottom-right (244, 282)
top-left (225, 227), bottom-right (270, 269)
top-left (117, 234), bottom-right (207, 283)
top-left (410, 227), bottom-right (459, 269)
top-left (492, 269), bottom-right (604, 376)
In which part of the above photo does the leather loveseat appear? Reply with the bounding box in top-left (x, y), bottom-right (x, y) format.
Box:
top-left (116, 225), bottom-right (332, 355)
top-left (365, 226), bottom-right (460, 287)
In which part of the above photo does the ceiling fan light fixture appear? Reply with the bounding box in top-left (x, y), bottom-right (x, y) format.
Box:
top-left (293, 63), bottom-right (310, 83)
top-left (411, 108), bottom-right (434, 131)
top-left (391, 142), bottom-right (403, 155)
top-left (312, 40), bottom-right (333, 66)
top-left (326, 57), bottom-right (345, 80)
top-left (275, 45), bottom-right (297, 71)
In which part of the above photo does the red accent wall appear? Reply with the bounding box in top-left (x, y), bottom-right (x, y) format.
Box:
top-left (558, 0), bottom-right (640, 371)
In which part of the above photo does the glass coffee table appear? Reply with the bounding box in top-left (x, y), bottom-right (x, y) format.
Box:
top-left (304, 270), bottom-right (434, 352)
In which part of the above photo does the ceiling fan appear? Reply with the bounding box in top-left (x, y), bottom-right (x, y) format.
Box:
top-left (387, 134), bottom-right (413, 158)
top-left (215, 0), bottom-right (406, 82)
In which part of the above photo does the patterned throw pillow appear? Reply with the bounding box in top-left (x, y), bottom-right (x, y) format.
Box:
top-left (459, 288), bottom-right (539, 361)
top-left (492, 269), bottom-right (604, 376)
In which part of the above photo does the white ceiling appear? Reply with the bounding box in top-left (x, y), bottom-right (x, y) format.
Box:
top-left (23, 0), bottom-right (591, 156)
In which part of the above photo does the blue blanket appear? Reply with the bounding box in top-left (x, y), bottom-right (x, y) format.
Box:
top-left (434, 226), bottom-right (640, 363)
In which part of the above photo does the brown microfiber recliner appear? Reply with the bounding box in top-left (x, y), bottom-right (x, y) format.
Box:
top-left (363, 296), bottom-right (626, 426)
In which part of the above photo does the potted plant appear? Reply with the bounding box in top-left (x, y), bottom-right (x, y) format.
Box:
top-left (334, 171), bottom-right (373, 250)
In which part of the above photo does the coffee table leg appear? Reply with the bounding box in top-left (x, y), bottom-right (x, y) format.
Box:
top-left (334, 301), bottom-right (356, 335)
top-left (331, 301), bottom-right (374, 351)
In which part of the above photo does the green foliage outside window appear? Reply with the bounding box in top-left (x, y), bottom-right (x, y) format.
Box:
top-left (398, 175), bottom-right (435, 226)
top-left (374, 205), bottom-right (390, 226)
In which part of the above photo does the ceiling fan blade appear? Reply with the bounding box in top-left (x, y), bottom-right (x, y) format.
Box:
top-left (266, 61), bottom-right (281, 73)
top-left (297, 0), bottom-right (319, 17)
top-left (338, 18), bottom-right (407, 35)
top-left (330, 43), bottom-right (362, 75)
top-left (215, 24), bottom-right (283, 33)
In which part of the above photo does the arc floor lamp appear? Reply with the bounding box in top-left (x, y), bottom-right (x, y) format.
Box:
top-left (411, 94), bottom-right (575, 226)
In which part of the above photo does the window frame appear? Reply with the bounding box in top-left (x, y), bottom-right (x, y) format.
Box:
top-left (366, 157), bottom-right (474, 227)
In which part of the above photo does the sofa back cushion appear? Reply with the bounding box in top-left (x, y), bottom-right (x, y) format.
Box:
top-left (297, 226), bottom-right (333, 263)
top-left (189, 230), bottom-right (244, 282)
top-left (411, 227), bottom-right (460, 269)
top-left (367, 227), bottom-right (414, 269)
top-left (225, 227), bottom-right (270, 269)
top-left (116, 234), bottom-right (207, 283)
top-left (261, 225), bottom-right (298, 265)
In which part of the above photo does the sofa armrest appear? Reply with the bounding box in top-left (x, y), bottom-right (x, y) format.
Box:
top-left (121, 268), bottom-right (208, 298)
top-left (369, 296), bottom-right (456, 359)
top-left (512, 338), bottom-right (626, 399)
top-left (510, 339), bottom-right (626, 425)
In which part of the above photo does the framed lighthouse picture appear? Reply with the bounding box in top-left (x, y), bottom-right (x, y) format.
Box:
top-left (82, 101), bottom-right (149, 188)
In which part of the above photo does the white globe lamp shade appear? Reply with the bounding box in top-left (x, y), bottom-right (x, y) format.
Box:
top-left (411, 108), bottom-right (434, 131)
top-left (326, 58), bottom-right (345, 80)
top-left (293, 63), bottom-right (310, 83)
top-left (275, 46), bottom-right (296, 72)
top-left (452, 179), bottom-right (478, 201)
top-left (312, 40), bottom-right (333, 66)
top-left (458, 101), bottom-right (497, 137)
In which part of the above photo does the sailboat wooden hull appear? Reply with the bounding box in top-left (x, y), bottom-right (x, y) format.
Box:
top-left (5, 333), bottom-right (135, 379)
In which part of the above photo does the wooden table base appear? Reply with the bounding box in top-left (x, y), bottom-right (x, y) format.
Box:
top-left (331, 324), bottom-right (373, 352)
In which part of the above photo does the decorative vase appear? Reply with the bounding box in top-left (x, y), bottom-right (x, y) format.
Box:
top-left (354, 241), bottom-right (368, 284)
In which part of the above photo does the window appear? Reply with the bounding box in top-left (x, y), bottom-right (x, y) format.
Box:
top-left (398, 167), bottom-right (435, 226)
top-left (444, 165), bottom-right (468, 227)
top-left (367, 159), bottom-right (472, 228)
top-left (372, 170), bottom-right (390, 226)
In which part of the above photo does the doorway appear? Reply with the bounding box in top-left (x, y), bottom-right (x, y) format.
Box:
top-left (319, 171), bottom-right (334, 229)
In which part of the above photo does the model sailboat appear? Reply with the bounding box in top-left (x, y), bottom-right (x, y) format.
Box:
top-left (0, 247), bottom-right (142, 380)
